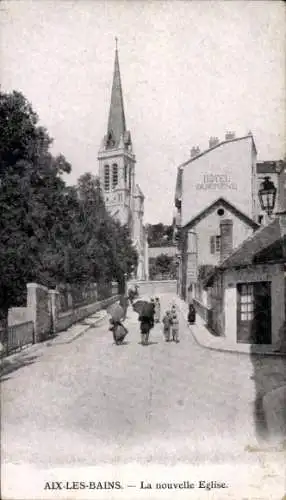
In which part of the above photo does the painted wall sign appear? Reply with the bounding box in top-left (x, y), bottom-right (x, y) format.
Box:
top-left (196, 174), bottom-right (238, 191)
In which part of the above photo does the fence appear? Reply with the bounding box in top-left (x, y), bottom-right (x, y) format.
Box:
top-left (2, 280), bottom-right (120, 357)
top-left (2, 321), bottom-right (34, 355)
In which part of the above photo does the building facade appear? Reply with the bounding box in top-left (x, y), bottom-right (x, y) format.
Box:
top-left (179, 197), bottom-right (259, 302)
top-left (204, 215), bottom-right (286, 347)
top-left (98, 45), bottom-right (148, 280)
top-left (175, 132), bottom-right (259, 229)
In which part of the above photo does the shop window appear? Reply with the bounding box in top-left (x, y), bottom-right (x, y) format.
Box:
top-left (112, 164), bottom-right (118, 189)
top-left (104, 165), bottom-right (110, 191)
top-left (239, 284), bottom-right (254, 321)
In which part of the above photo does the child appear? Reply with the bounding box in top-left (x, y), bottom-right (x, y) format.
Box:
top-left (154, 297), bottom-right (161, 323)
top-left (162, 311), bottom-right (171, 341)
top-left (171, 311), bottom-right (180, 343)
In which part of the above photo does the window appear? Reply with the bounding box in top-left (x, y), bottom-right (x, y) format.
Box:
top-left (210, 235), bottom-right (221, 254)
top-left (239, 284), bottom-right (254, 321)
top-left (104, 165), bottom-right (110, 191)
top-left (129, 168), bottom-right (132, 190)
top-left (217, 208), bottom-right (225, 216)
top-left (215, 235), bottom-right (221, 252)
top-left (124, 164), bottom-right (128, 183)
top-left (112, 164), bottom-right (118, 189)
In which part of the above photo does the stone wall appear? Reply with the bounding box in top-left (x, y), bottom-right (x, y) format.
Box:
top-left (7, 281), bottom-right (120, 345)
top-left (27, 283), bottom-right (52, 343)
top-left (8, 307), bottom-right (33, 326)
top-left (128, 280), bottom-right (177, 296)
top-left (52, 294), bottom-right (120, 334)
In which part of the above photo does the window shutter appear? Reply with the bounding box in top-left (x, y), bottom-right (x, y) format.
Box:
top-left (210, 236), bottom-right (215, 254)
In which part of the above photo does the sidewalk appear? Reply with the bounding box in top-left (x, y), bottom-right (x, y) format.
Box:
top-left (0, 309), bottom-right (107, 377)
top-left (175, 296), bottom-right (286, 357)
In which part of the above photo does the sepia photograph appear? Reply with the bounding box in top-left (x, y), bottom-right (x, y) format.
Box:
top-left (0, 1), bottom-right (285, 498)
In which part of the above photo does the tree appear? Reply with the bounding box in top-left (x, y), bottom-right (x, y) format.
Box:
top-left (149, 253), bottom-right (176, 279)
top-left (0, 91), bottom-right (72, 340)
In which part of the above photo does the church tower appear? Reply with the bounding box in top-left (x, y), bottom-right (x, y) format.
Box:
top-left (98, 40), bottom-right (136, 227)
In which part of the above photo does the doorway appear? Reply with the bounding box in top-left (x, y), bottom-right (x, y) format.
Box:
top-left (237, 282), bottom-right (271, 344)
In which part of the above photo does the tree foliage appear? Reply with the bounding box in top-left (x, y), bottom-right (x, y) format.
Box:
top-left (0, 91), bottom-right (138, 337)
top-left (149, 254), bottom-right (177, 280)
top-left (146, 223), bottom-right (174, 247)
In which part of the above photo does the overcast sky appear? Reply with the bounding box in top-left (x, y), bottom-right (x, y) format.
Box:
top-left (1, 0), bottom-right (285, 223)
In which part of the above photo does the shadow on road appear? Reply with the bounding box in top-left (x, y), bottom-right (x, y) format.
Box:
top-left (251, 345), bottom-right (286, 442)
top-left (0, 353), bottom-right (40, 381)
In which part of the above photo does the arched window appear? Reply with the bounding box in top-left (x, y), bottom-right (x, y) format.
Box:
top-left (112, 164), bottom-right (118, 189)
top-left (124, 164), bottom-right (128, 183)
top-left (104, 165), bottom-right (110, 191)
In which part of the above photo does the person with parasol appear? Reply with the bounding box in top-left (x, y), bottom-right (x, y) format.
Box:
top-left (107, 302), bottom-right (128, 345)
top-left (133, 299), bottom-right (155, 345)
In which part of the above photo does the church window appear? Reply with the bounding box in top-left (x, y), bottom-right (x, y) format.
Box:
top-left (124, 164), bottom-right (128, 183)
top-left (112, 164), bottom-right (118, 188)
top-left (104, 165), bottom-right (110, 191)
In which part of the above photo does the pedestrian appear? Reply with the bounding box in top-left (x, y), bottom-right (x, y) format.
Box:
top-left (109, 318), bottom-right (128, 345)
top-left (119, 294), bottom-right (129, 320)
top-left (154, 297), bottom-right (161, 323)
top-left (162, 310), bottom-right (172, 341)
top-left (171, 311), bottom-right (180, 343)
top-left (187, 302), bottom-right (196, 325)
top-left (150, 297), bottom-right (155, 329)
top-left (139, 316), bottom-right (152, 345)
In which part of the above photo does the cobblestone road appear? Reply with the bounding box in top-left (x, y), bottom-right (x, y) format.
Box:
top-left (1, 293), bottom-right (285, 499)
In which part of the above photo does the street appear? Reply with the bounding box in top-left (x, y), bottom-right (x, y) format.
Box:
top-left (1, 293), bottom-right (285, 499)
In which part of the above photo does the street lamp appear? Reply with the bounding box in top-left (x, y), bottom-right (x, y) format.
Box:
top-left (258, 176), bottom-right (277, 217)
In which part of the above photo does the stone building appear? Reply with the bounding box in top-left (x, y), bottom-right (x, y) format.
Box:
top-left (203, 214), bottom-right (286, 347)
top-left (174, 132), bottom-right (260, 301)
top-left (98, 44), bottom-right (148, 280)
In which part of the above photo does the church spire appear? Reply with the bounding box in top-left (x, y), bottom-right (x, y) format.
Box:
top-left (106, 38), bottom-right (126, 149)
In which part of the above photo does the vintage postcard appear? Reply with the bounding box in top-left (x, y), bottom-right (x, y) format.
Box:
top-left (0, 1), bottom-right (285, 499)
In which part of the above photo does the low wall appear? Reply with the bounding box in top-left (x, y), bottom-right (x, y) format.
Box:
top-left (8, 307), bottom-right (33, 326)
top-left (54, 295), bottom-right (120, 333)
top-left (128, 280), bottom-right (177, 296)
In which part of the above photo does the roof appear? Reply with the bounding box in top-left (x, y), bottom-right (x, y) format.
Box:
top-left (178, 133), bottom-right (257, 170)
top-left (204, 214), bottom-right (286, 287)
top-left (257, 161), bottom-right (285, 175)
top-left (182, 197), bottom-right (259, 231)
top-left (106, 47), bottom-right (127, 149)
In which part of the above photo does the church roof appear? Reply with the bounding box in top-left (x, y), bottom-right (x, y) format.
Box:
top-left (106, 45), bottom-right (127, 149)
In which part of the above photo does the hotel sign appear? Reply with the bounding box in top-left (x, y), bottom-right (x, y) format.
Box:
top-left (196, 174), bottom-right (238, 191)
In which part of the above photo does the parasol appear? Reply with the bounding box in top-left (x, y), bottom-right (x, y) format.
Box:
top-left (133, 300), bottom-right (154, 318)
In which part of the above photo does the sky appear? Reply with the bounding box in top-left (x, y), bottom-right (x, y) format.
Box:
top-left (1, 0), bottom-right (285, 223)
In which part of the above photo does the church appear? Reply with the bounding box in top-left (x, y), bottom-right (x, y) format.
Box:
top-left (98, 43), bottom-right (148, 280)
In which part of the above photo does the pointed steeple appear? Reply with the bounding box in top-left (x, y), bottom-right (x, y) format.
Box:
top-left (106, 39), bottom-right (126, 149)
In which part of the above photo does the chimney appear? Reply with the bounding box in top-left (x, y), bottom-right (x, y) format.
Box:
top-left (225, 131), bottom-right (235, 141)
top-left (220, 219), bottom-right (233, 261)
top-left (209, 136), bottom-right (219, 149)
top-left (190, 146), bottom-right (200, 158)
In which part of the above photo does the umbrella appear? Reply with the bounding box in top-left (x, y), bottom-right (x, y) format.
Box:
top-left (107, 303), bottom-right (124, 322)
top-left (133, 300), bottom-right (154, 318)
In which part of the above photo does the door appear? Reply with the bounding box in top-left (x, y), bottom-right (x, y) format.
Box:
top-left (237, 282), bottom-right (271, 344)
